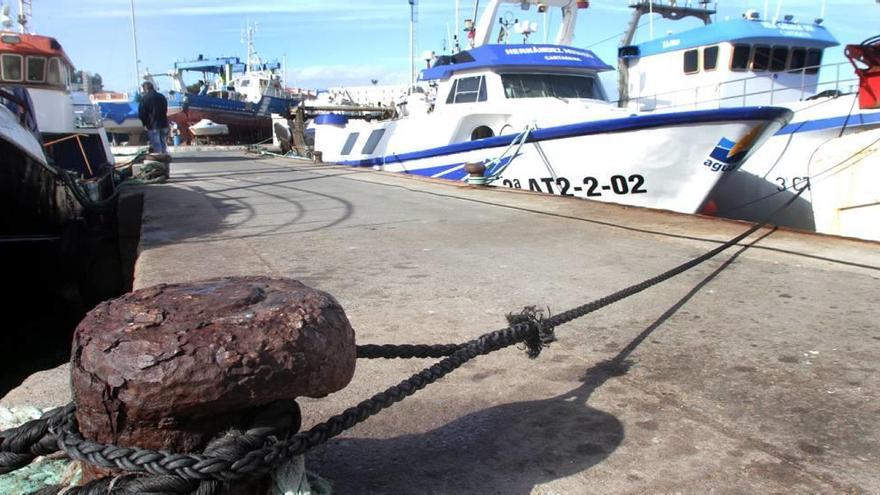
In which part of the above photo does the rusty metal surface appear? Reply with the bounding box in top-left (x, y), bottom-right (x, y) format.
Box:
top-left (71, 276), bottom-right (355, 451)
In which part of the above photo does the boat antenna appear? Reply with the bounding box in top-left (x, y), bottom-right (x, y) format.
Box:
top-left (820, 0), bottom-right (826, 19)
top-left (543, 6), bottom-right (549, 44)
top-left (454, 0), bottom-right (460, 52)
top-left (773, 0), bottom-right (783, 22)
top-left (129, 0), bottom-right (141, 88)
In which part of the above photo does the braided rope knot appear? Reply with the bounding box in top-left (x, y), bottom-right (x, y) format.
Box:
top-left (507, 306), bottom-right (556, 359)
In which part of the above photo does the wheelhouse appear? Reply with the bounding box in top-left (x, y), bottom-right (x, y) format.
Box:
top-left (0, 33), bottom-right (73, 89)
top-left (423, 44), bottom-right (612, 110)
top-left (619, 14), bottom-right (839, 109)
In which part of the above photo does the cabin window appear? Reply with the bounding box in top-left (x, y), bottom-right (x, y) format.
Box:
top-left (361, 129), bottom-right (385, 154)
top-left (61, 62), bottom-right (70, 85)
top-left (501, 74), bottom-right (604, 100)
top-left (448, 76), bottom-right (487, 104)
top-left (239, 80), bottom-right (250, 87)
top-left (445, 80), bottom-right (457, 103)
top-left (770, 46), bottom-right (788, 72)
top-left (1, 54), bottom-right (22, 81)
top-left (731, 44), bottom-right (751, 71)
top-left (805, 49), bottom-right (822, 75)
top-left (46, 58), bottom-right (62, 84)
top-left (340, 132), bottom-right (360, 155)
top-left (26, 56), bottom-right (46, 82)
top-left (683, 49), bottom-right (699, 74)
top-left (703, 46), bottom-right (719, 71)
top-left (751, 45), bottom-right (770, 72)
top-left (789, 47), bottom-right (807, 73)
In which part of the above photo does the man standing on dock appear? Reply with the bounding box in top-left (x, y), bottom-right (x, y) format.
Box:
top-left (138, 82), bottom-right (169, 154)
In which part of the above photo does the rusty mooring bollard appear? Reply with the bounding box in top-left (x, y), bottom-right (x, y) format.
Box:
top-left (464, 161), bottom-right (488, 185)
top-left (70, 276), bottom-right (357, 491)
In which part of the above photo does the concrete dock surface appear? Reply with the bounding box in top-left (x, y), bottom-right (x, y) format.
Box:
top-left (5, 151), bottom-right (880, 494)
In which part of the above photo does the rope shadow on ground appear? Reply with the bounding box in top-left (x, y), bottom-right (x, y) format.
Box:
top-left (307, 362), bottom-right (626, 495)
top-left (307, 229), bottom-right (775, 494)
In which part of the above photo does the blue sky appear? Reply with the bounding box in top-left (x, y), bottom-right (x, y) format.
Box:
top-left (19, 0), bottom-right (880, 92)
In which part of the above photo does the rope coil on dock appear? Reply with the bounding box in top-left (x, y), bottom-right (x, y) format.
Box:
top-left (0, 188), bottom-right (806, 494)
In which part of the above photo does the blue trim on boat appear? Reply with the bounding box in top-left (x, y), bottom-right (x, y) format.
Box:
top-left (396, 163), bottom-right (469, 181)
top-left (315, 114), bottom-right (349, 125)
top-left (337, 106), bottom-right (792, 167)
top-left (401, 162), bottom-right (466, 177)
top-left (628, 19), bottom-right (838, 59)
top-left (775, 110), bottom-right (880, 135)
top-left (420, 44), bottom-right (613, 81)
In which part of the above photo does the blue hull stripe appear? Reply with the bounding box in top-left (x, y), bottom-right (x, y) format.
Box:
top-left (399, 163), bottom-right (468, 180)
top-left (775, 110), bottom-right (880, 136)
top-left (337, 106), bottom-right (790, 167)
top-left (399, 162), bottom-right (467, 177)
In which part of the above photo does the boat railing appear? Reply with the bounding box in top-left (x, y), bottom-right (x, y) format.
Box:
top-left (617, 61), bottom-right (860, 112)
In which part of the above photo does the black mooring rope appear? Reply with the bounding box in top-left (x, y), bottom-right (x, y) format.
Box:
top-left (1, 188), bottom-right (805, 494)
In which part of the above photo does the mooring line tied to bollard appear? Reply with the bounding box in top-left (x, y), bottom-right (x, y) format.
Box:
top-left (0, 189), bottom-right (807, 494)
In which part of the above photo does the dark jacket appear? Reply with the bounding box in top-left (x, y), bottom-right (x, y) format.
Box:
top-left (138, 90), bottom-right (169, 130)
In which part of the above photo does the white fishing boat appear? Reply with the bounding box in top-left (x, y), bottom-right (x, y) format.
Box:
top-left (616, 1), bottom-right (880, 235)
top-left (313, 0), bottom-right (792, 214)
top-left (189, 118), bottom-right (229, 137)
top-left (0, 0), bottom-right (116, 201)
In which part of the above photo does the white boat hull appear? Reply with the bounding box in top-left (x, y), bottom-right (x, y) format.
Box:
top-left (808, 128), bottom-right (880, 241)
top-left (707, 94), bottom-right (880, 230)
top-left (190, 119), bottom-right (230, 137)
top-left (326, 108), bottom-right (791, 214)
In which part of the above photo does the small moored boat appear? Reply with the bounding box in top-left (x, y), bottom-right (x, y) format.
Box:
top-left (189, 118), bottom-right (230, 137)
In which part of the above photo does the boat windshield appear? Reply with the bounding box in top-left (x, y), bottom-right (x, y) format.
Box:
top-left (501, 73), bottom-right (605, 101)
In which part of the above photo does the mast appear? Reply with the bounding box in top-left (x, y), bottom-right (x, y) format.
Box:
top-left (409, 0), bottom-right (417, 91)
top-left (469, 0), bottom-right (479, 48)
top-left (17, 0), bottom-right (31, 33)
top-left (244, 22), bottom-right (258, 72)
top-left (129, 0), bottom-right (141, 88)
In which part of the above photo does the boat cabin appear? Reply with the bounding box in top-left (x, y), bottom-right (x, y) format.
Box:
top-left (314, 44), bottom-right (613, 162)
top-left (0, 30), bottom-right (111, 176)
top-left (0, 32), bottom-right (73, 89)
top-left (423, 44), bottom-right (612, 110)
top-left (619, 11), bottom-right (839, 109)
